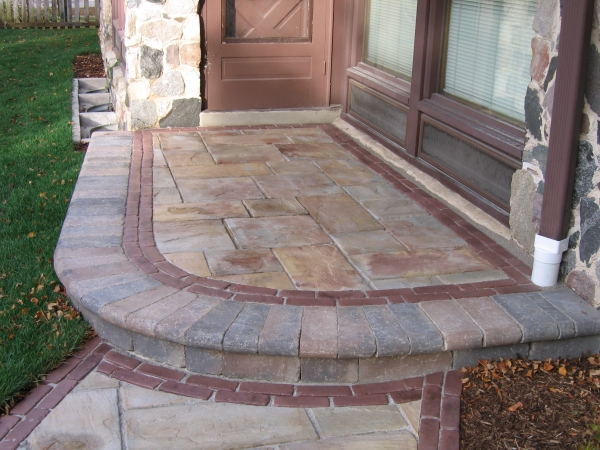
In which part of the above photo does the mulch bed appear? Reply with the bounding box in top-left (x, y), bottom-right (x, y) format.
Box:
top-left (73, 53), bottom-right (105, 79)
top-left (461, 355), bottom-right (600, 449)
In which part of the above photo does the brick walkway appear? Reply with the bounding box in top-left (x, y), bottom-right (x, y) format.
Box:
top-left (9, 122), bottom-right (598, 449)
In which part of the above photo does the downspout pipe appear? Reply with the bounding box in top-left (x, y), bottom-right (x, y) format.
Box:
top-left (532, 0), bottom-right (594, 287)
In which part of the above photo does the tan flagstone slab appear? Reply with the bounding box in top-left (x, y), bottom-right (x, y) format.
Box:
top-left (331, 230), bottom-right (406, 255)
top-left (276, 142), bottom-right (350, 160)
top-left (243, 198), bottom-right (308, 217)
top-left (361, 198), bottom-right (427, 220)
top-left (73, 371), bottom-right (120, 392)
top-left (371, 276), bottom-right (441, 289)
top-left (435, 269), bottom-right (509, 284)
top-left (274, 246), bottom-right (368, 291)
top-left (153, 187), bottom-right (182, 205)
top-left (204, 248), bottom-right (284, 276)
top-left (214, 272), bottom-right (295, 290)
top-left (350, 247), bottom-right (496, 279)
top-left (225, 216), bottom-right (332, 249)
top-left (170, 162), bottom-right (272, 179)
top-left (310, 405), bottom-right (409, 439)
top-left (383, 216), bottom-right (468, 250)
top-left (154, 220), bottom-right (235, 253)
top-left (124, 402), bottom-right (318, 449)
top-left (159, 134), bottom-right (206, 151)
top-left (207, 144), bottom-right (286, 164)
top-left (267, 160), bottom-right (323, 174)
top-left (200, 129), bottom-right (242, 136)
top-left (162, 150), bottom-right (215, 167)
top-left (398, 400), bottom-right (422, 435)
top-left (343, 183), bottom-right (406, 202)
top-left (154, 201), bottom-right (249, 222)
top-left (121, 383), bottom-right (194, 410)
top-left (153, 167), bottom-right (176, 188)
top-left (203, 133), bottom-right (292, 146)
top-left (164, 252), bottom-right (212, 277)
top-left (177, 177), bottom-right (265, 202)
top-left (22, 387), bottom-right (121, 450)
top-left (298, 194), bottom-right (383, 234)
top-left (280, 430), bottom-right (418, 449)
top-left (253, 173), bottom-right (344, 198)
top-left (315, 159), bottom-right (383, 186)
top-left (153, 148), bottom-right (167, 167)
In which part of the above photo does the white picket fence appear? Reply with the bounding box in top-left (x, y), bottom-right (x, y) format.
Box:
top-left (0, 0), bottom-right (97, 27)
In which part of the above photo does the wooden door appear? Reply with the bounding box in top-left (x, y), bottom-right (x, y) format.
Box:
top-left (205, 0), bottom-right (333, 111)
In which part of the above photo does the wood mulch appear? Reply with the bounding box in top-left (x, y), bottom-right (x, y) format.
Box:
top-left (461, 355), bottom-right (600, 449)
top-left (73, 53), bottom-right (105, 79)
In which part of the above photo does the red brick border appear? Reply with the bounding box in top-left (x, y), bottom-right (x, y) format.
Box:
top-left (124, 124), bottom-right (538, 307)
top-left (0, 337), bottom-right (461, 450)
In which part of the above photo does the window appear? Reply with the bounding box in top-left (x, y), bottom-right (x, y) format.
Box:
top-left (363, 0), bottom-right (418, 80)
top-left (442, 0), bottom-right (536, 122)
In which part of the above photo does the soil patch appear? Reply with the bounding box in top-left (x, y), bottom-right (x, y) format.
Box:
top-left (461, 355), bottom-right (600, 449)
top-left (73, 53), bottom-right (105, 79)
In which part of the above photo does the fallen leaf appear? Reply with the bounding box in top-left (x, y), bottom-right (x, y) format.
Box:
top-left (526, 369), bottom-right (533, 378)
top-left (543, 362), bottom-right (554, 371)
top-left (559, 367), bottom-right (567, 376)
top-left (590, 369), bottom-right (600, 377)
top-left (508, 401), bottom-right (523, 412)
top-left (27, 232), bottom-right (36, 238)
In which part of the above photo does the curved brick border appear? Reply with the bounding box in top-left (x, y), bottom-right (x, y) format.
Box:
top-left (0, 337), bottom-right (461, 450)
top-left (125, 124), bottom-right (539, 305)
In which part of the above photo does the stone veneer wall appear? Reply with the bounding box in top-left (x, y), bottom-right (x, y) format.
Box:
top-left (98, 0), bottom-right (202, 130)
top-left (510, 0), bottom-right (600, 306)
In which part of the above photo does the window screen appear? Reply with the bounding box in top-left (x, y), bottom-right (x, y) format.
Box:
top-left (364, 0), bottom-right (418, 80)
top-left (443, 0), bottom-right (536, 122)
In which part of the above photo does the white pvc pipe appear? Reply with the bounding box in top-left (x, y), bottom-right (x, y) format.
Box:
top-left (531, 234), bottom-right (569, 287)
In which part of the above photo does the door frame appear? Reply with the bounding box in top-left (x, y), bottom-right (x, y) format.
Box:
top-left (200, 0), bottom-right (335, 112)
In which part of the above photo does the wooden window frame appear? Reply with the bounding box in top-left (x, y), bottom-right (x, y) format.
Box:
top-left (336, 0), bottom-right (527, 223)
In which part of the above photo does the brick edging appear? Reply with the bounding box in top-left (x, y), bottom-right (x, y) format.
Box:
top-left (124, 123), bottom-right (538, 307)
top-left (0, 337), bottom-right (462, 450)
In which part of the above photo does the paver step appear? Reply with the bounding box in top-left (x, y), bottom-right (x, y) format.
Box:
top-left (55, 127), bottom-right (600, 384)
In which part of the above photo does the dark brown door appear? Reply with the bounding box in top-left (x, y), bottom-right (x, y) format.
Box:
top-left (205, 0), bottom-right (332, 111)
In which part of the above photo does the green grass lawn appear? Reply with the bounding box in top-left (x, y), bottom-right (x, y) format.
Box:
top-left (0, 27), bottom-right (100, 410)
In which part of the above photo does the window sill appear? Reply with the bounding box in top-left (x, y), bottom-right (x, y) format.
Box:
top-left (346, 63), bottom-right (411, 105)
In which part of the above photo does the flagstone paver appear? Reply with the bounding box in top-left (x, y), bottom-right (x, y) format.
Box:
top-left (243, 197), bottom-right (308, 217)
top-left (176, 177), bottom-right (265, 202)
top-left (153, 201), bottom-right (249, 221)
top-left (204, 248), bottom-right (283, 276)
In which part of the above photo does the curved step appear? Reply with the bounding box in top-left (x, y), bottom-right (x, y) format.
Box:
top-left (55, 128), bottom-right (600, 384)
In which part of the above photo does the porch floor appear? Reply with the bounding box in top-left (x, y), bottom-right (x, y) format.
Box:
top-left (54, 122), bottom-right (600, 392)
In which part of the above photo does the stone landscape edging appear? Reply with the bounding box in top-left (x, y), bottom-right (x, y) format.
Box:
top-left (52, 126), bottom-right (600, 385)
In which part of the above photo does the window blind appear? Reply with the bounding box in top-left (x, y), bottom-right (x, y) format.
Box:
top-left (443, 0), bottom-right (536, 122)
top-left (364, 0), bottom-right (418, 80)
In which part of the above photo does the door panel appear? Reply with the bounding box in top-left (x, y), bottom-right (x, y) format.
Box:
top-left (206, 0), bottom-right (332, 111)
top-left (226, 0), bottom-right (311, 39)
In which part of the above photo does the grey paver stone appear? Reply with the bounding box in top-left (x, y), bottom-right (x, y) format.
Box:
top-left (452, 344), bottom-right (530, 369)
top-left (419, 301), bottom-right (483, 350)
top-left (81, 277), bottom-right (163, 314)
top-left (185, 347), bottom-right (223, 375)
top-left (82, 308), bottom-right (133, 350)
top-left (132, 333), bottom-right (185, 367)
top-left (529, 335), bottom-right (600, 361)
top-left (526, 292), bottom-right (577, 339)
top-left (337, 306), bottom-right (376, 358)
top-left (185, 301), bottom-right (244, 350)
top-left (56, 235), bottom-right (123, 249)
top-left (155, 296), bottom-right (221, 343)
top-left (126, 291), bottom-right (197, 337)
top-left (223, 303), bottom-right (271, 354)
top-left (387, 303), bottom-right (444, 354)
top-left (101, 285), bottom-right (179, 328)
top-left (359, 352), bottom-right (452, 382)
top-left (61, 261), bottom-right (138, 284)
top-left (455, 297), bottom-right (522, 347)
top-left (539, 288), bottom-right (600, 336)
top-left (493, 293), bottom-right (560, 342)
top-left (363, 305), bottom-right (411, 357)
top-left (222, 352), bottom-right (300, 382)
top-left (300, 358), bottom-right (358, 383)
top-left (54, 253), bottom-right (129, 276)
top-left (258, 304), bottom-right (303, 356)
top-left (60, 225), bottom-right (123, 238)
top-left (71, 270), bottom-right (148, 302)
